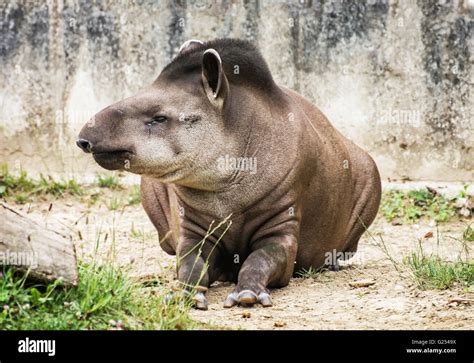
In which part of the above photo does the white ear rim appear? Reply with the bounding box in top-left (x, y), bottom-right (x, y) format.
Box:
top-left (178, 39), bottom-right (204, 53)
top-left (203, 48), bottom-right (222, 99)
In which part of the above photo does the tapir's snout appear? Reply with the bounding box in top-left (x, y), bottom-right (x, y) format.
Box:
top-left (77, 106), bottom-right (125, 154)
top-left (76, 138), bottom-right (93, 153)
top-left (76, 106), bottom-right (136, 171)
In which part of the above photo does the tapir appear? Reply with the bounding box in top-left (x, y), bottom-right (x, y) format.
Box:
top-left (77, 38), bottom-right (381, 310)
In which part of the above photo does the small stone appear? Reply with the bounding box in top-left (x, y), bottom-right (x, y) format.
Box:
top-left (455, 197), bottom-right (467, 209)
top-left (274, 321), bottom-right (286, 328)
top-left (109, 319), bottom-right (117, 326)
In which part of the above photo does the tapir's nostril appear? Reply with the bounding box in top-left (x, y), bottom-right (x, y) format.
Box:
top-left (76, 138), bottom-right (93, 153)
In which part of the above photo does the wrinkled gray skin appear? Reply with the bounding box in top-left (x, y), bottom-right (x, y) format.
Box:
top-left (78, 39), bottom-right (381, 310)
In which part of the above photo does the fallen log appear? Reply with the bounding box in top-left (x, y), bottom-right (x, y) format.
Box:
top-left (0, 202), bottom-right (78, 285)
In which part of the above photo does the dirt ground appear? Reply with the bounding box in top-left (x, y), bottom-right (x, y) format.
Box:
top-left (14, 190), bottom-right (473, 330)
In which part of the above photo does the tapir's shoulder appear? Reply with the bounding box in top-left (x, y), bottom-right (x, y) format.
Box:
top-left (278, 85), bottom-right (346, 145)
top-left (279, 86), bottom-right (328, 122)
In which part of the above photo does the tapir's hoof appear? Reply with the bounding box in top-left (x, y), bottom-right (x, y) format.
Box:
top-left (193, 292), bottom-right (208, 310)
top-left (166, 290), bottom-right (208, 310)
top-left (258, 292), bottom-right (273, 307)
top-left (238, 290), bottom-right (258, 306)
top-left (223, 290), bottom-right (273, 308)
top-left (223, 292), bottom-right (239, 308)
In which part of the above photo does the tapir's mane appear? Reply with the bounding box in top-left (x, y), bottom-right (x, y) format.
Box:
top-left (159, 38), bottom-right (278, 92)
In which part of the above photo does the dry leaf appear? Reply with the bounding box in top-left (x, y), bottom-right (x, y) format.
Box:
top-left (423, 231), bottom-right (433, 239)
top-left (349, 279), bottom-right (376, 288)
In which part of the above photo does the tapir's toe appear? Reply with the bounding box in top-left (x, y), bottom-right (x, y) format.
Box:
top-left (223, 290), bottom-right (273, 308)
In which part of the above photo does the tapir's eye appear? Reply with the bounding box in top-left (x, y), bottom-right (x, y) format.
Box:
top-left (146, 116), bottom-right (167, 126)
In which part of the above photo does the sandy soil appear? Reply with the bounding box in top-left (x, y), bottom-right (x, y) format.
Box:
top-left (12, 190), bottom-right (473, 330)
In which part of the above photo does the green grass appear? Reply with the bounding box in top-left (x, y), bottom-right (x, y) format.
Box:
top-left (0, 165), bottom-right (82, 203)
top-left (365, 218), bottom-right (473, 291)
top-left (402, 226), bottom-right (473, 290)
top-left (380, 187), bottom-right (466, 224)
top-left (404, 252), bottom-right (473, 290)
top-left (0, 262), bottom-right (196, 330)
top-left (463, 225), bottom-right (474, 242)
top-left (295, 266), bottom-right (336, 283)
top-left (296, 266), bottom-right (325, 279)
top-left (104, 187), bottom-right (141, 211)
top-left (96, 174), bottom-right (122, 189)
top-left (127, 185), bottom-right (141, 205)
top-left (106, 197), bottom-right (122, 211)
top-left (0, 165), bottom-right (140, 208)
top-left (37, 174), bottom-right (82, 196)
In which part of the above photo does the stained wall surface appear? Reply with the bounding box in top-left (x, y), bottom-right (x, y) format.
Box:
top-left (0, 0), bottom-right (472, 180)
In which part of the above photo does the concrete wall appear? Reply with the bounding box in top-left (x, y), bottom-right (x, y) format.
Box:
top-left (0, 0), bottom-right (473, 181)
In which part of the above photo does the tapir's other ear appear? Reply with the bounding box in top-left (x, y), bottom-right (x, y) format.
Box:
top-left (202, 48), bottom-right (228, 107)
top-left (178, 39), bottom-right (203, 54)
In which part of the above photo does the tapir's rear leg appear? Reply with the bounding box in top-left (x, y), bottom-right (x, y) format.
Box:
top-left (342, 147), bottom-right (381, 255)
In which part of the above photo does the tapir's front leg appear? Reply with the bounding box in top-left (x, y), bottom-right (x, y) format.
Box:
top-left (224, 235), bottom-right (297, 308)
top-left (176, 238), bottom-right (222, 311)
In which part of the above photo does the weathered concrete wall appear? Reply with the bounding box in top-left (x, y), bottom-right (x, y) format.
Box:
top-left (0, 0), bottom-right (473, 181)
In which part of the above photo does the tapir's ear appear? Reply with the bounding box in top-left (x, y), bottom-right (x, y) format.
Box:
top-left (178, 39), bottom-right (203, 54)
top-left (202, 48), bottom-right (228, 106)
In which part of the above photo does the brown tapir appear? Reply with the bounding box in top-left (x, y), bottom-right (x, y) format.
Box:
top-left (77, 38), bottom-right (381, 310)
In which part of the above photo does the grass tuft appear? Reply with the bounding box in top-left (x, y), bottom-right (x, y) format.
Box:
top-left (0, 165), bottom-right (141, 209)
top-left (403, 229), bottom-right (473, 290)
top-left (404, 252), bottom-right (473, 290)
top-left (0, 165), bottom-right (82, 203)
top-left (296, 266), bottom-right (325, 279)
top-left (96, 174), bottom-right (122, 189)
top-left (127, 185), bottom-right (141, 205)
top-left (0, 262), bottom-right (196, 330)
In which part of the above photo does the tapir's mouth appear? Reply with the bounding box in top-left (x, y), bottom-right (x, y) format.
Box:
top-left (92, 149), bottom-right (131, 156)
top-left (92, 150), bottom-right (133, 171)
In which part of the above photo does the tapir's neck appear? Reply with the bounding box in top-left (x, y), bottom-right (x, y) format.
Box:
top-left (173, 85), bottom-right (302, 214)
